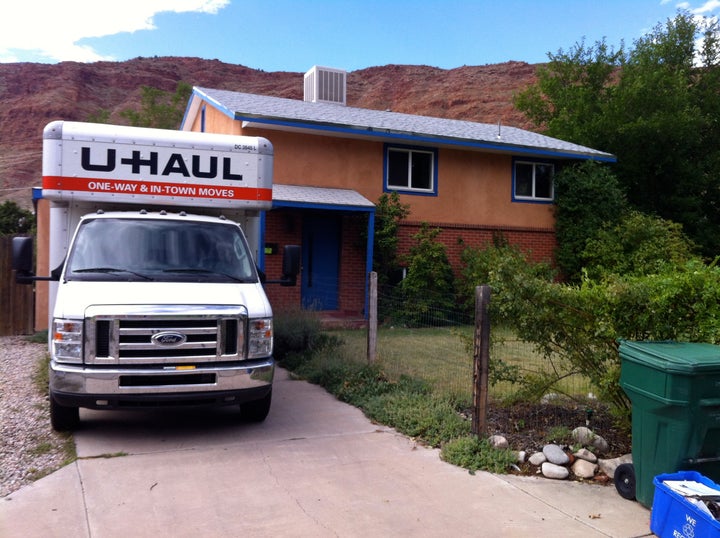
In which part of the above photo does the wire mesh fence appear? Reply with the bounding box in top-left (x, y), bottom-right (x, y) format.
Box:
top-left (344, 287), bottom-right (597, 404)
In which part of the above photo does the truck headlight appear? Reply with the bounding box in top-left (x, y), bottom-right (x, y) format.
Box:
top-left (248, 318), bottom-right (273, 359)
top-left (53, 319), bottom-right (83, 364)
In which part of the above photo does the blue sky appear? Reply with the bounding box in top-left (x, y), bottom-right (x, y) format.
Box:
top-left (1, 1), bottom-right (718, 72)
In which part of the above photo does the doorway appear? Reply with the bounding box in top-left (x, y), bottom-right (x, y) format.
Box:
top-left (301, 215), bottom-right (340, 310)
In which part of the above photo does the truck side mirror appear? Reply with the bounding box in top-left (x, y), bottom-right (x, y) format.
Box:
top-left (12, 236), bottom-right (35, 284)
top-left (281, 245), bottom-right (301, 287)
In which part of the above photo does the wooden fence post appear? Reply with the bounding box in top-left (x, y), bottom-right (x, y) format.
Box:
top-left (0, 236), bottom-right (34, 336)
top-left (367, 271), bottom-right (377, 363)
top-left (472, 285), bottom-right (491, 436)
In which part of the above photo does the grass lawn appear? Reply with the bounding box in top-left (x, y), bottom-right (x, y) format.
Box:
top-left (330, 326), bottom-right (593, 402)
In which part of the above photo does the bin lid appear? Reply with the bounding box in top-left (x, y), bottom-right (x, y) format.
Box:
top-left (619, 340), bottom-right (720, 374)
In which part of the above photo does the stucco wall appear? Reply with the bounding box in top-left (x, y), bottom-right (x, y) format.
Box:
top-left (197, 104), bottom-right (555, 231)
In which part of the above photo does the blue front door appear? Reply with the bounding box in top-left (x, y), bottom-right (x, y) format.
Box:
top-left (302, 215), bottom-right (340, 310)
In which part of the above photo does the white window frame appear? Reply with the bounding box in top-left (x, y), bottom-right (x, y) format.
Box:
top-left (513, 159), bottom-right (555, 202)
top-left (384, 145), bottom-right (437, 195)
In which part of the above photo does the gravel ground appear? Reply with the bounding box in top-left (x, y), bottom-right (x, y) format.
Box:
top-left (0, 335), bottom-right (71, 498)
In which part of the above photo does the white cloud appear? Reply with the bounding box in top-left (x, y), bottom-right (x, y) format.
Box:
top-left (692, 0), bottom-right (720, 14)
top-left (0, 0), bottom-right (229, 63)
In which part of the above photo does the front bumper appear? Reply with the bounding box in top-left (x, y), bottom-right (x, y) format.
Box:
top-left (49, 359), bottom-right (274, 410)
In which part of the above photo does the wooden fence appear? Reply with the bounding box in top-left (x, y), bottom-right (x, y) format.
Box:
top-left (0, 236), bottom-right (34, 335)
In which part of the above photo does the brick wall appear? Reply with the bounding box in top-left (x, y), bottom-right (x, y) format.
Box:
top-left (263, 210), bottom-right (369, 316)
top-left (337, 214), bottom-right (368, 315)
top-left (263, 210), bottom-right (303, 310)
top-left (397, 220), bottom-right (557, 272)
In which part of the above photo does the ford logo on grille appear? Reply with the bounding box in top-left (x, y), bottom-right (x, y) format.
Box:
top-left (151, 332), bottom-right (187, 347)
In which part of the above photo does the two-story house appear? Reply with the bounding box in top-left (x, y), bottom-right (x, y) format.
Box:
top-left (181, 66), bottom-right (615, 319)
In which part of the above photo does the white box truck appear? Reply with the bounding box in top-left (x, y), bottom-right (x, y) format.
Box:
top-left (13, 121), bottom-right (299, 431)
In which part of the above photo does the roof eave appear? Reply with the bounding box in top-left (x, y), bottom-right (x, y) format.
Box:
top-left (239, 115), bottom-right (617, 162)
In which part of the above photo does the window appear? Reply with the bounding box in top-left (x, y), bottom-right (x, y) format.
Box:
top-left (513, 160), bottom-right (555, 202)
top-left (385, 145), bottom-right (437, 194)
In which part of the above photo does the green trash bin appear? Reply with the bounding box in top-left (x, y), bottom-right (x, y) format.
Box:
top-left (618, 340), bottom-right (720, 508)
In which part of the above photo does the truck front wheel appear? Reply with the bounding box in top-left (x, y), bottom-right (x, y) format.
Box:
top-left (50, 396), bottom-right (80, 431)
top-left (241, 390), bottom-right (272, 422)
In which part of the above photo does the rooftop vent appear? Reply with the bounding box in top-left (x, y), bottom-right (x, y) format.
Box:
top-left (304, 66), bottom-right (346, 105)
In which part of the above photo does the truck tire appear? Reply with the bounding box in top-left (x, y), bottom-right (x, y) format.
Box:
top-left (241, 390), bottom-right (272, 422)
top-left (50, 396), bottom-right (80, 431)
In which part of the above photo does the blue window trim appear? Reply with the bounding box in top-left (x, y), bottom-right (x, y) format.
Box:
top-left (383, 143), bottom-right (438, 197)
top-left (511, 157), bottom-right (555, 204)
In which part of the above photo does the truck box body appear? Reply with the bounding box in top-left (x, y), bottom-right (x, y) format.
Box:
top-left (28, 121), bottom-right (289, 429)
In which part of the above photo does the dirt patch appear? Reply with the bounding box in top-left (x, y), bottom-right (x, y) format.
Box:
top-left (483, 400), bottom-right (631, 458)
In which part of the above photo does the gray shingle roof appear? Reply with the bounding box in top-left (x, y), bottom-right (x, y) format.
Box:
top-left (193, 87), bottom-right (615, 161)
top-left (273, 184), bottom-right (374, 208)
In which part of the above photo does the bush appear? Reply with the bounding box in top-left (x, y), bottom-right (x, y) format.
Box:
top-left (364, 391), bottom-right (470, 447)
top-left (273, 307), bottom-right (324, 362)
top-left (441, 436), bottom-right (518, 473)
top-left (581, 210), bottom-right (697, 279)
top-left (395, 223), bottom-right (457, 327)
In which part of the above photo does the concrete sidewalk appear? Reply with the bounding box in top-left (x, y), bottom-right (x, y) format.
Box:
top-left (1, 369), bottom-right (652, 537)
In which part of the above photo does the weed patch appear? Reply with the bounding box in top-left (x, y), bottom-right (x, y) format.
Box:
top-left (441, 436), bottom-right (518, 474)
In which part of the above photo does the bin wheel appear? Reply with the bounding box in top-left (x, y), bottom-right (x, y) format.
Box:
top-left (614, 463), bottom-right (636, 500)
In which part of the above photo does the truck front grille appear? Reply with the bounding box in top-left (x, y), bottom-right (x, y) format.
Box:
top-left (85, 305), bottom-right (247, 365)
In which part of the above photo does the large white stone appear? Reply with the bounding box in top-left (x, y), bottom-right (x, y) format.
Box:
top-left (598, 453), bottom-right (633, 479)
top-left (543, 443), bottom-right (570, 465)
top-left (571, 427), bottom-right (609, 455)
top-left (541, 462), bottom-right (570, 480)
top-left (528, 452), bottom-right (547, 466)
top-left (489, 435), bottom-right (509, 449)
top-left (573, 447), bottom-right (598, 463)
top-left (571, 458), bottom-right (598, 479)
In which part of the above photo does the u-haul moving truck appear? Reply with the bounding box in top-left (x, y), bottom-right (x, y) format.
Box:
top-left (14, 121), bottom-right (299, 431)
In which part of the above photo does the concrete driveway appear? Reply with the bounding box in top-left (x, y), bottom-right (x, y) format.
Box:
top-left (1, 368), bottom-right (652, 537)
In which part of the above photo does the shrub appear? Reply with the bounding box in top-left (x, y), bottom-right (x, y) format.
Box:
top-left (273, 307), bottom-right (324, 362)
top-left (395, 223), bottom-right (457, 327)
top-left (364, 392), bottom-right (470, 447)
top-left (581, 210), bottom-right (697, 279)
top-left (441, 436), bottom-right (518, 473)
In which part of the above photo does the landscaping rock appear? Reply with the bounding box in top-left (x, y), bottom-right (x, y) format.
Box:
top-left (489, 435), bottom-right (509, 449)
top-left (543, 443), bottom-right (570, 465)
top-left (571, 426), bottom-right (609, 455)
top-left (598, 454), bottom-right (633, 480)
top-left (528, 451), bottom-right (547, 466)
top-left (573, 448), bottom-right (598, 463)
top-left (571, 458), bottom-right (598, 479)
top-left (541, 462), bottom-right (569, 480)
top-left (516, 450), bottom-right (526, 464)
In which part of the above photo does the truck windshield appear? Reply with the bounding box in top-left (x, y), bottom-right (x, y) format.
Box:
top-left (65, 218), bottom-right (258, 283)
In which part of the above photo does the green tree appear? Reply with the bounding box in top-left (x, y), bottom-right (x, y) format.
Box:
top-left (0, 201), bottom-right (34, 236)
top-left (515, 11), bottom-right (720, 257)
top-left (553, 161), bottom-right (628, 281)
top-left (514, 38), bottom-right (624, 147)
top-left (121, 81), bottom-right (193, 129)
top-left (372, 191), bottom-right (410, 293)
top-left (397, 223), bottom-right (456, 327)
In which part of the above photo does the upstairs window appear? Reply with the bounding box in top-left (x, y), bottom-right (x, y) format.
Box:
top-left (385, 145), bottom-right (437, 195)
top-left (513, 160), bottom-right (554, 202)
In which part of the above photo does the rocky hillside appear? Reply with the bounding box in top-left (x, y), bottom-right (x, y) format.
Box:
top-left (0, 57), bottom-right (538, 209)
